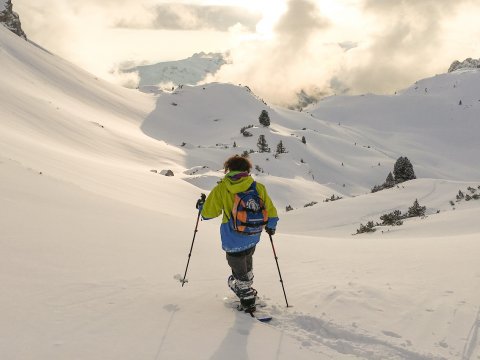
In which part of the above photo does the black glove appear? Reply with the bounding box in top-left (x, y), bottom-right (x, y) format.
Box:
top-left (196, 193), bottom-right (206, 210)
top-left (265, 227), bottom-right (275, 236)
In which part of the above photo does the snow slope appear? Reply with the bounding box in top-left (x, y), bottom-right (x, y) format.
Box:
top-left (2, 24), bottom-right (480, 360)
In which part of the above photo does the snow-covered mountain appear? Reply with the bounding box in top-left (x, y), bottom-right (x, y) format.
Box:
top-left (448, 57), bottom-right (480, 72)
top-left (122, 52), bottom-right (226, 89)
top-left (2, 23), bottom-right (480, 360)
top-left (0, 0), bottom-right (26, 39)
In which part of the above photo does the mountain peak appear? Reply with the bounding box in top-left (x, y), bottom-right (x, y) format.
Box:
top-left (122, 52), bottom-right (226, 88)
top-left (448, 57), bottom-right (480, 72)
top-left (0, 0), bottom-right (26, 39)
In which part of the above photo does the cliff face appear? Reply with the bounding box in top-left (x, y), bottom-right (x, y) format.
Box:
top-left (0, 0), bottom-right (27, 39)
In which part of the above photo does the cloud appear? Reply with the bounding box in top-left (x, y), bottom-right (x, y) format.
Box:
top-left (15, 0), bottom-right (480, 107)
top-left (337, 0), bottom-right (480, 94)
top-left (206, 0), bottom-right (334, 106)
top-left (115, 4), bottom-right (261, 32)
top-left (209, 0), bottom-right (480, 105)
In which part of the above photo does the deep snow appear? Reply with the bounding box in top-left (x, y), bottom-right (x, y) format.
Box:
top-left (1, 25), bottom-right (480, 360)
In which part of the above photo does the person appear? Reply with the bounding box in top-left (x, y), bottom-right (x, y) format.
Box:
top-left (196, 155), bottom-right (278, 312)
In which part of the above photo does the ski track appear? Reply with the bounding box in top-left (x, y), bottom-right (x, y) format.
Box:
top-left (461, 306), bottom-right (480, 360)
top-left (260, 304), bottom-right (447, 360)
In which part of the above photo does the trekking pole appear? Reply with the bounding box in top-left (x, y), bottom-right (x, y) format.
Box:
top-left (180, 194), bottom-right (205, 287)
top-left (268, 233), bottom-right (290, 307)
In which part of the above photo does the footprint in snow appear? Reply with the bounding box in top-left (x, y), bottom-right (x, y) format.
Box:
top-left (382, 330), bottom-right (402, 339)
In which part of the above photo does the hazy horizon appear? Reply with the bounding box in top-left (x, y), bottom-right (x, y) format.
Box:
top-left (15, 0), bottom-right (480, 105)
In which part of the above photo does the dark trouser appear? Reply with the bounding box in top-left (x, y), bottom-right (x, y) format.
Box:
top-left (226, 246), bottom-right (256, 281)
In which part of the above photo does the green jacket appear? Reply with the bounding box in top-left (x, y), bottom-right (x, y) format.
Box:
top-left (201, 173), bottom-right (279, 252)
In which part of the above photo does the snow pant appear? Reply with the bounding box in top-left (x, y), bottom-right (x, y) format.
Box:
top-left (226, 246), bottom-right (256, 282)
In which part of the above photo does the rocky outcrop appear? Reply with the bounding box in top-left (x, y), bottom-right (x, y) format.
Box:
top-left (448, 58), bottom-right (480, 72)
top-left (0, 0), bottom-right (27, 39)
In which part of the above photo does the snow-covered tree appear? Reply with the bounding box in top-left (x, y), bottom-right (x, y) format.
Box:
top-left (275, 140), bottom-right (287, 155)
top-left (257, 135), bottom-right (270, 153)
top-left (384, 172), bottom-right (395, 187)
top-left (259, 110), bottom-right (270, 127)
top-left (393, 157), bottom-right (416, 183)
top-left (407, 199), bottom-right (426, 218)
top-left (356, 221), bottom-right (376, 234)
top-left (380, 210), bottom-right (403, 226)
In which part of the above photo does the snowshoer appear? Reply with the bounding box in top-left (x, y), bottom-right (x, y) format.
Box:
top-left (196, 155), bottom-right (278, 312)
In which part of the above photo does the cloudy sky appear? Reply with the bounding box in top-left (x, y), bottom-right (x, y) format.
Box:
top-left (15, 0), bottom-right (480, 105)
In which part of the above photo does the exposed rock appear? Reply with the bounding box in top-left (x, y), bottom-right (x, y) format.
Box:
top-left (448, 58), bottom-right (480, 72)
top-left (160, 169), bottom-right (174, 177)
top-left (0, 0), bottom-right (27, 39)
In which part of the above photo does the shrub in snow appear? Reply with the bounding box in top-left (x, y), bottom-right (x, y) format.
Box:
top-left (286, 205), bottom-right (293, 212)
top-left (467, 186), bottom-right (476, 194)
top-left (241, 150), bottom-right (249, 158)
top-left (380, 210), bottom-right (404, 226)
top-left (304, 201), bottom-right (318, 208)
top-left (324, 194), bottom-right (343, 202)
top-left (242, 131), bottom-right (253, 137)
top-left (259, 110), bottom-right (270, 127)
top-left (356, 221), bottom-right (376, 234)
top-left (255, 165), bottom-right (263, 173)
top-left (456, 190), bottom-right (465, 201)
top-left (407, 199), bottom-right (426, 218)
top-left (257, 135), bottom-right (270, 153)
top-left (393, 157), bottom-right (416, 183)
top-left (275, 140), bottom-right (287, 156)
top-left (372, 172), bottom-right (396, 193)
top-left (240, 125), bottom-right (254, 134)
top-left (301, 136), bottom-right (306, 144)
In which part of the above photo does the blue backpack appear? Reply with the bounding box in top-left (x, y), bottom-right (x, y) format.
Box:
top-left (230, 182), bottom-right (268, 235)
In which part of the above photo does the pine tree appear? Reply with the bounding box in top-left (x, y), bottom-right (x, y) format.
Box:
top-left (301, 136), bottom-right (306, 144)
top-left (380, 210), bottom-right (403, 226)
top-left (393, 157), bottom-right (416, 183)
top-left (257, 135), bottom-right (270, 153)
top-left (259, 110), bottom-right (270, 127)
top-left (276, 140), bottom-right (287, 155)
top-left (384, 172), bottom-right (395, 188)
top-left (407, 199), bottom-right (426, 217)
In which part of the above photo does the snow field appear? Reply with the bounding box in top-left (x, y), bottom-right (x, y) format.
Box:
top-left (1, 24), bottom-right (480, 359)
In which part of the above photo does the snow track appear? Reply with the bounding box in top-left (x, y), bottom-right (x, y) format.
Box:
top-left (265, 307), bottom-right (446, 360)
top-left (462, 307), bottom-right (480, 360)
